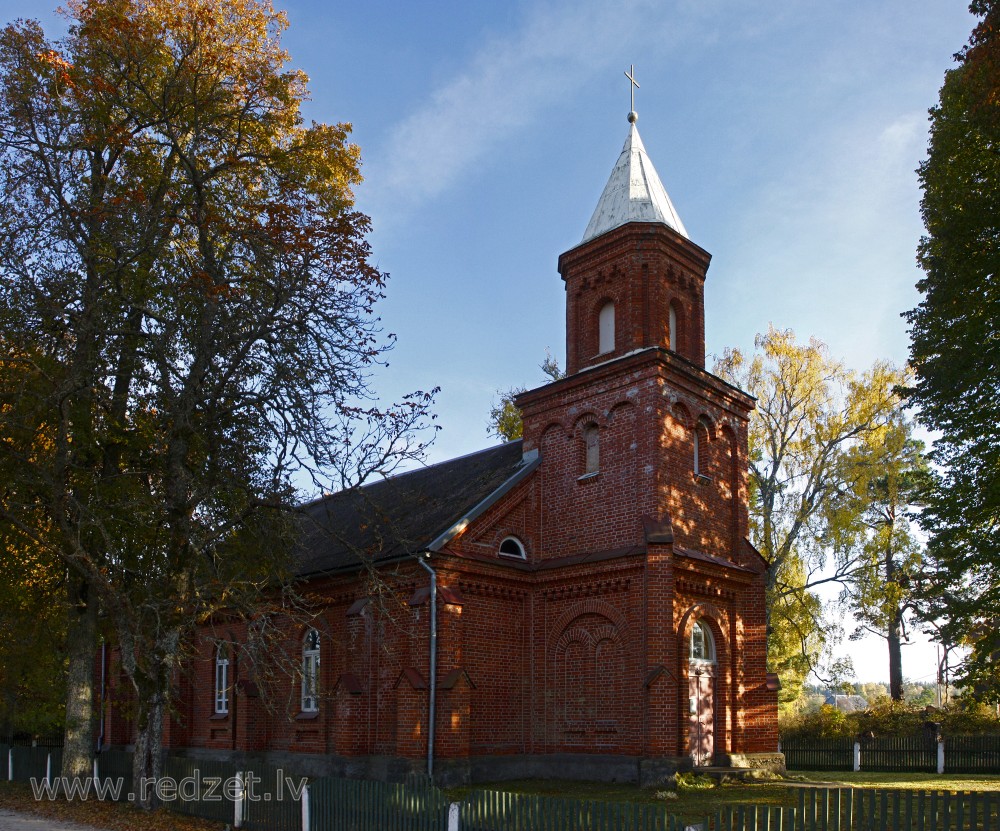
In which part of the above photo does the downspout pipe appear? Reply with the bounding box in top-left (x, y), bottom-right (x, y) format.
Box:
top-left (97, 639), bottom-right (107, 752)
top-left (416, 554), bottom-right (437, 780)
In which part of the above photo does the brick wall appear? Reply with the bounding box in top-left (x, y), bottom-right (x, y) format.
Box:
top-left (98, 215), bottom-right (778, 778)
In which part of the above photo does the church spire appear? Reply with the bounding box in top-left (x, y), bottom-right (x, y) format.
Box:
top-left (581, 114), bottom-right (688, 244)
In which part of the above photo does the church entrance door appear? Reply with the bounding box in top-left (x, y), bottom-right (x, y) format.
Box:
top-left (688, 669), bottom-right (714, 766)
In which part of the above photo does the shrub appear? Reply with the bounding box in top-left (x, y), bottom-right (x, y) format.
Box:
top-left (675, 772), bottom-right (716, 791)
top-left (780, 698), bottom-right (1000, 740)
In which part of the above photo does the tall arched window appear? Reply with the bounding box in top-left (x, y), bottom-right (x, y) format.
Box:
top-left (598, 302), bottom-right (615, 354)
top-left (668, 303), bottom-right (678, 351)
top-left (584, 425), bottom-right (600, 475)
top-left (214, 644), bottom-right (230, 715)
top-left (690, 620), bottom-right (715, 663)
top-left (301, 629), bottom-right (321, 712)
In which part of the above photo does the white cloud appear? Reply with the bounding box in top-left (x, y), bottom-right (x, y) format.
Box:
top-left (365, 0), bottom-right (661, 213)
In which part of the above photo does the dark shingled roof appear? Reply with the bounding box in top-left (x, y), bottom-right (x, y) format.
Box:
top-left (295, 440), bottom-right (530, 577)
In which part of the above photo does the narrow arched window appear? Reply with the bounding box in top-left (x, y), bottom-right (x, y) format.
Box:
top-left (499, 536), bottom-right (526, 559)
top-left (584, 425), bottom-right (600, 474)
top-left (301, 629), bottom-right (321, 712)
top-left (690, 621), bottom-right (715, 663)
top-left (668, 304), bottom-right (678, 352)
top-left (214, 645), bottom-right (230, 715)
top-left (694, 417), bottom-right (711, 476)
top-left (598, 302), bottom-right (615, 354)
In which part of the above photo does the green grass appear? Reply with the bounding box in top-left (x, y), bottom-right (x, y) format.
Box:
top-left (790, 770), bottom-right (1000, 791)
top-left (445, 771), bottom-right (1000, 823)
top-left (447, 777), bottom-right (795, 821)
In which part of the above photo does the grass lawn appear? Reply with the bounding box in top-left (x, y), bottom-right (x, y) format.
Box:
top-left (446, 776), bottom-right (797, 821)
top-left (445, 771), bottom-right (1000, 823)
top-left (0, 781), bottom-right (225, 831)
top-left (790, 770), bottom-right (1000, 791)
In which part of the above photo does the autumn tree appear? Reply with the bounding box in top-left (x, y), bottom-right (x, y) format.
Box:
top-left (833, 417), bottom-right (929, 700)
top-left (906, 0), bottom-right (1000, 700)
top-left (715, 327), bottom-right (905, 704)
top-left (0, 0), bottom-right (434, 800)
top-left (0, 351), bottom-right (68, 740)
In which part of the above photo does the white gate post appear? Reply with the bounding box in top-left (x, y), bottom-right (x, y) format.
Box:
top-left (7, 748), bottom-right (12, 781)
top-left (92, 756), bottom-right (99, 790)
top-left (448, 802), bottom-right (461, 831)
top-left (45, 752), bottom-right (51, 786)
top-left (937, 739), bottom-right (945, 774)
top-left (234, 771), bottom-right (245, 829)
top-left (301, 782), bottom-right (311, 831)
top-left (853, 741), bottom-right (861, 772)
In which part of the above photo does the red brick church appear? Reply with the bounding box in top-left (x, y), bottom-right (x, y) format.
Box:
top-left (101, 112), bottom-right (782, 786)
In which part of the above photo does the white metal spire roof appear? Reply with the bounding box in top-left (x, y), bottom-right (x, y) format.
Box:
top-left (581, 116), bottom-right (688, 243)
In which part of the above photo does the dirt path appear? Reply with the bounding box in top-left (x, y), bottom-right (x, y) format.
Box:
top-left (0, 808), bottom-right (103, 830)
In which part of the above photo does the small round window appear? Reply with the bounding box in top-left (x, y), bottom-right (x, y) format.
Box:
top-left (499, 536), bottom-right (526, 559)
top-left (690, 620), bottom-right (715, 663)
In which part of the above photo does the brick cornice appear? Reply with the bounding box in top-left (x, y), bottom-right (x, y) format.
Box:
top-left (557, 222), bottom-right (711, 278)
top-left (515, 347), bottom-right (753, 417)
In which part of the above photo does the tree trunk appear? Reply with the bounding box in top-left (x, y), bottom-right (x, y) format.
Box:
top-left (127, 630), bottom-right (179, 811)
top-left (61, 576), bottom-right (97, 779)
top-left (132, 689), bottom-right (166, 810)
top-left (888, 612), bottom-right (905, 701)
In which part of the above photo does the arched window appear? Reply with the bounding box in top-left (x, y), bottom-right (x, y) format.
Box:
top-left (214, 644), bottom-right (230, 715)
top-left (668, 303), bottom-right (678, 352)
top-left (690, 620), bottom-right (715, 663)
top-left (584, 425), bottom-right (600, 475)
top-left (499, 536), bottom-right (526, 559)
top-left (598, 302), bottom-right (615, 354)
top-left (694, 417), bottom-right (711, 476)
top-left (301, 629), bottom-right (321, 712)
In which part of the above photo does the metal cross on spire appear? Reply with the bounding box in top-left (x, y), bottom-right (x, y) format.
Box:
top-left (625, 65), bottom-right (639, 123)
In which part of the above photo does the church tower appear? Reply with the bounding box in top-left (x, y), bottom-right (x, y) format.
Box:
top-left (561, 113), bottom-right (710, 374)
top-left (517, 108), bottom-right (754, 566)
top-left (514, 104), bottom-right (775, 773)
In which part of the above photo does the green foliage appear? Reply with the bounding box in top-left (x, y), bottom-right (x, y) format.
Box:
top-left (487, 351), bottom-right (565, 441)
top-left (781, 698), bottom-right (1000, 740)
top-left (488, 386), bottom-right (526, 441)
top-left (0, 0), bottom-right (436, 789)
top-left (905, 1), bottom-right (1000, 700)
top-left (833, 416), bottom-right (929, 699)
top-left (766, 555), bottom-right (826, 715)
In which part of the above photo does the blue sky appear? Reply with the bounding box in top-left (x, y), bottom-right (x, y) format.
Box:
top-left (0, 0), bottom-right (974, 684)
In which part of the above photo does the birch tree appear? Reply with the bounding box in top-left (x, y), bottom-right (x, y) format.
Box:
top-left (715, 327), bottom-right (905, 700)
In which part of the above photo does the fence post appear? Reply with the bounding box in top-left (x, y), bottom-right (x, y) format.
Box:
top-left (45, 752), bottom-right (51, 786)
top-left (92, 756), bottom-right (99, 790)
top-left (7, 748), bottom-right (11, 781)
top-left (448, 802), bottom-right (460, 831)
top-left (301, 782), bottom-right (310, 831)
top-left (937, 739), bottom-right (945, 774)
top-left (853, 741), bottom-right (861, 772)
top-left (234, 770), bottom-right (244, 829)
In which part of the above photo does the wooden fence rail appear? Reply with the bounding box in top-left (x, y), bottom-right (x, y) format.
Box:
top-left (6, 751), bottom-right (1000, 831)
top-left (309, 775), bottom-right (450, 831)
top-left (782, 738), bottom-right (855, 771)
top-left (947, 736), bottom-right (1000, 775)
top-left (861, 736), bottom-right (937, 773)
top-left (242, 763), bottom-right (304, 831)
top-left (782, 734), bottom-right (1000, 774)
